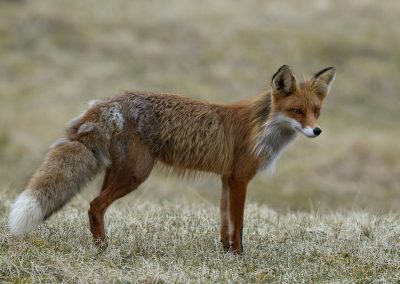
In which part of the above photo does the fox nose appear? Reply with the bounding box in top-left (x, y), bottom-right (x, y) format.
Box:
top-left (313, 127), bottom-right (322, 136)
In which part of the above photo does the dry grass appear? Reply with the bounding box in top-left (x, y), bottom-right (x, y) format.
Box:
top-left (1, 196), bottom-right (399, 283)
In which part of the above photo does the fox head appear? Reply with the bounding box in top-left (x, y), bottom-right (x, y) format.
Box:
top-left (270, 65), bottom-right (336, 138)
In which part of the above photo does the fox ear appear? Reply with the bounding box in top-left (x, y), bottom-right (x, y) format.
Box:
top-left (313, 67), bottom-right (336, 98)
top-left (271, 65), bottom-right (297, 96)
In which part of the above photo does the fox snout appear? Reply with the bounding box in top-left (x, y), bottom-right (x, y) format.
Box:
top-left (313, 127), bottom-right (322, 136)
top-left (298, 126), bottom-right (322, 138)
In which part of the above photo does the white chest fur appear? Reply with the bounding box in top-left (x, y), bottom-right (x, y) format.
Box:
top-left (253, 115), bottom-right (297, 172)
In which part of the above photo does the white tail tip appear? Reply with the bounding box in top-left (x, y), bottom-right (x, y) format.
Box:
top-left (8, 191), bottom-right (44, 235)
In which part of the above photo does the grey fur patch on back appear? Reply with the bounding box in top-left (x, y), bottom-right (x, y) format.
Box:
top-left (101, 102), bottom-right (124, 131)
top-left (130, 97), bottom-right (150, 121)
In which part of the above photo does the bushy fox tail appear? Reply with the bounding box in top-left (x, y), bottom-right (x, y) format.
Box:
top-left (8, 139), bottom-right (105, 235)
top-left (8, 98), bottom-right (124, 235)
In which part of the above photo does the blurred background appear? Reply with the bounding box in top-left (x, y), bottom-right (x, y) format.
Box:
top-left (0, 0), bottom-right (399, 213)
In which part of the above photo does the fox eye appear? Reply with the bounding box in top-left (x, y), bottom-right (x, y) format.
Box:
top-left (291, 108), bottom-right (303, 115)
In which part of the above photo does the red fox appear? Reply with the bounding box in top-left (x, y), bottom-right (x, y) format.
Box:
top-left (9, 65), bottom-right (335, 253)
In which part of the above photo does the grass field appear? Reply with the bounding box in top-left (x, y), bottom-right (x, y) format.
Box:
top-left (1, 197), bottom-right (399, 283)
top-left (0, 0), bottom-right (399, 282)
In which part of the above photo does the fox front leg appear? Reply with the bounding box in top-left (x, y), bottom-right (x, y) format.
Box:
top-left (220, 176), bottom-right (230, 251)
top-left (227, 177), bottom-right (249, 254)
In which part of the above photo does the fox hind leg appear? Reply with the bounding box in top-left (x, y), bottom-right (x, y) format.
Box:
top-left (89, 175), bottom-right (147, 247)
top-left (89, 165), bottom-right (114, 239)
top-left (88, 139), bottom-right (154, 247)
top-left (88, 166), bottom-right (113, 244)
